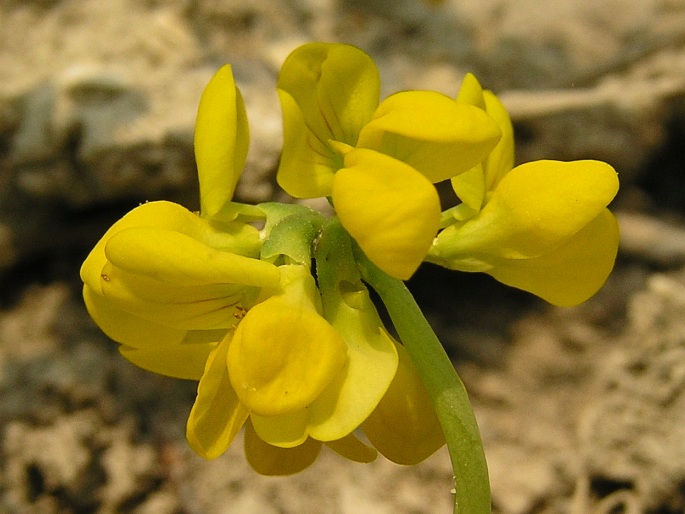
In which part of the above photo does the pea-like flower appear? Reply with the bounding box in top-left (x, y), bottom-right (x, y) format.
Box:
top-left (186, 264), bottom-right (364, 469)
top-left (185, 257), bottom-right (436, 474)
top-left (276, 42), bottom-right (502, 279)
top-left (80, 64), bottom-right (279, 378)
top-left (314, 221), bottom-right (445, 466)
top-left (427, 74), bottom-right (620, 306)
top-left (80, 200), bottom-right (280, 378)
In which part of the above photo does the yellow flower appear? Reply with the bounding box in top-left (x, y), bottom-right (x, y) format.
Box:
top-left (276, 42), bottom-right (380, 199)
top-left (428, 74), bottom-right (620, 306)
top-left (80, 200), bottom-right (279, 377)
top-left (81, 200), bottom-right (280, 375)
top-left (277, 43), bottom-right (501, 279)
top-left (187, 264), bottom-right (387, 472)
top-left (185, 224), bottom-right (442, 473)
top-left (315, 219), bottom-right (444, 465)
top-left (80, 64), bottom-right (275, 378)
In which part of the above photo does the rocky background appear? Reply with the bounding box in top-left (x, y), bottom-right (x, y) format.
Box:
top-left (2, 1), bottom-right (685, 513)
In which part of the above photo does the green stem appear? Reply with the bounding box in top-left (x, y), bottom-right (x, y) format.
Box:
top-left (355, 250), bottom-right (491, 514)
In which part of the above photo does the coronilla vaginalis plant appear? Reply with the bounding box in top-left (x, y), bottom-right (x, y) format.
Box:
top-left (81, 42), bottom-right (619, 514)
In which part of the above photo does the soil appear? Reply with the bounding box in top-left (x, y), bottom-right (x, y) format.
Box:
top-left (2, 1), bottom-right (685, 513)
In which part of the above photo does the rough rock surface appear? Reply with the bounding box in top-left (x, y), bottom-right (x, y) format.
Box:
top-left (2, 0), bottom-right (685, 269)
top-left (2, 1), bottom-right (685, 513)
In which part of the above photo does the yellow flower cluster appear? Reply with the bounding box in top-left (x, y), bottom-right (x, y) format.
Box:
top-left (81, 42), bottom-right (619, 475)
top-left (277, 43), bottom-right (619, 301)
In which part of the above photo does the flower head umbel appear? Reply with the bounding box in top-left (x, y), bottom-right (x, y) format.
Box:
top-left (428, 74), bottom-right (620, 306)
top-left (82, 42), bottom-right (620, 490)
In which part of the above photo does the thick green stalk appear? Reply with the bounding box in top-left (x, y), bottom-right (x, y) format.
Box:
top-left (355, 249), bottom-right (491, 514)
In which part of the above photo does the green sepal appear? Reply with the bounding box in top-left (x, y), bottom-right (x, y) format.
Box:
top-left (258, 203), bottom-right (325, 265)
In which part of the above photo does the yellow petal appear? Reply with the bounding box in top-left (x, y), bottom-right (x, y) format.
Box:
top-left (332, 149), bottom-right (441, 280)
top-left (99, 263), bottom-right (246, 331)
top-left (227, 297), bottom-right (347, 417)
top-left (362, 342), bottom-right (445, 465)
top-left (104, 227), bottom-right (280, 288)
top-left (85, 282), bottom-right (224, 363)
top-left (275, 264), bottom-right (325, 312)
top-left (250, 409), bottom-right (309, 448)
top-left (357, 91), bottom-right (501, 183)
top-left (80, 201), bottom-right (262, 294)
top-left (119, 343), bottom-right (216, 380)
top-left (277, 43), bottom-right (380, 198)
top-left (83, 284), bottom-right (187, 347)
top-left (244, 421), bottom-right (321, 476)
top-left (80, 202), bottom-right (184, 295)
top-left (481, 90), bottom-right (515, 190)
top-left (455, 74), bottom-right (514, 190)
top-left (187, 335), bottom-right (249, 459)
top-left (98, 266), bottom-right (244, 304)
top-left (307, 281), bottom-right (398, 442)
top-left (278, 42), bottom-right (379, 147)
top-left (450, 73), bottom-right (487, 212)
top-left (450, 164), bottom-right (486, 213)
top-left (487, 209), bottom-right (620, 306)
top-left (325, 433), bottom-right (377, 463)
top-left (276, 90), bottom-right (338, 198)
top-left (433, 160), bottom-right (620, 264)
top-left (455, 72), bottom-right (486, 109)
top-left (195, 65), bottom-right (249, 218)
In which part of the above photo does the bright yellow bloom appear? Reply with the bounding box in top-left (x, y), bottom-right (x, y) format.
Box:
top-left (315, 221), bottom-right (444, 464)
top-left (186, 264), bottom-right (392, 472)
top-left (277, 43), bottom-right (501, 280)
top-left (80, 65), bottom-right (275, 379)
top-left (428, 74), bottom-right (620, 306)
top-left (276, 42), bottom-right (380, 199)
top-left (80, 200), bottom-right (280, 379)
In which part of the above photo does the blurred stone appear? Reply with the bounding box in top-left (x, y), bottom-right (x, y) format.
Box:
top-left (1, 0), bottom-right (685, 272)
top-left (577, 272), bottom-right (685, 511)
